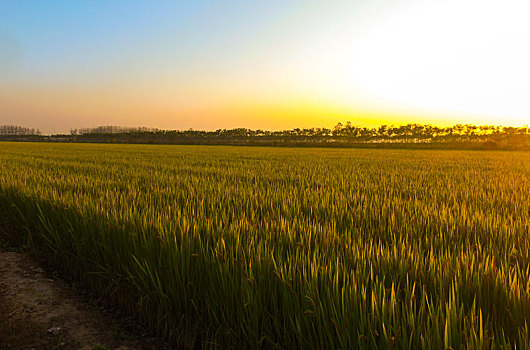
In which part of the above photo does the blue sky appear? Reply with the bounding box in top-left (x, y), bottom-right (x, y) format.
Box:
top-left (1, 0), bottom-right (529, 133)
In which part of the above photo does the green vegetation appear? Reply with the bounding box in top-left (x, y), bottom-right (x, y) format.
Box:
top-left (0, 142), bottom-right (529, 349)
top-left (2, 123), bottom-right (530, 149)
top-left (92, 345), bottom-right (111, 350)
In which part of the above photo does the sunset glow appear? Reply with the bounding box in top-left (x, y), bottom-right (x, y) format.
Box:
top-left (1, 0), bottom-right (529, 133)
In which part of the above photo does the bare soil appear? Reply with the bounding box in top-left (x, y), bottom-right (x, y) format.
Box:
top-left (0, 246), bottom-right (169, 350)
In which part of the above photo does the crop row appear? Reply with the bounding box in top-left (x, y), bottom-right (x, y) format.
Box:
top-left (0, 142), bottom-right (529, 348)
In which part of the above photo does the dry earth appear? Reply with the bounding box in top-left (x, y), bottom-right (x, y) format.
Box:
top-left (0, 246), bottom-right (169, 350)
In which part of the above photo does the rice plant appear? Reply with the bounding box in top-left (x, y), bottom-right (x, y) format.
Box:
top-left (0, 142), bottom-right (529, 349)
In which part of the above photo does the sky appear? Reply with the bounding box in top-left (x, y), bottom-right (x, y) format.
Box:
top-left (1, 0), bottom-right (529, 133)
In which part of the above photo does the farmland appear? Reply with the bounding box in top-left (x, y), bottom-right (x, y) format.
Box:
top-left (0, 142), bottom-right (529, 349)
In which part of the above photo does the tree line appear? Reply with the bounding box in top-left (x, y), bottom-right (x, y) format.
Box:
top-left (70, 126), bottom-right (158, 135)
top-left (1, 123), bottom-right (529, 149)
top-left (71, 122), bottom-right (529, 138)
top-left (70, 123), bottom-right (530, 146)
top-left (0, 125), bottom-right (41, 136)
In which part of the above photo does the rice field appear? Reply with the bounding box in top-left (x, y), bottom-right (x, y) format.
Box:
top-left (0, 142), bottom-right (529, 349)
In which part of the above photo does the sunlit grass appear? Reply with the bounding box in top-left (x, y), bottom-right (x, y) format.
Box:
top-left (0, 142), bottom-right (529, 348)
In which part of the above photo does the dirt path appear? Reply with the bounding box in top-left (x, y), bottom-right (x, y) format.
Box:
top-left (0, 247), bottom-right (169, 350)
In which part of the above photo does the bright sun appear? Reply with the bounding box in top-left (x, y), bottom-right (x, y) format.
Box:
top-left (344, 0), bottom-right (530, 125)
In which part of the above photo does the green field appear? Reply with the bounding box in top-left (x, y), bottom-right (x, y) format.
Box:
top-left (0, 142), bottom-right (529, 349)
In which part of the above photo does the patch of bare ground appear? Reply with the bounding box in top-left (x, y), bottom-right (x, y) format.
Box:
top-left (0, 245), bottom-right (170, 350)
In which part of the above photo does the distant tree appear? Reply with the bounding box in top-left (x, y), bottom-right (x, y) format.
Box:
top-left (0, 125), bottom-right (41, 136)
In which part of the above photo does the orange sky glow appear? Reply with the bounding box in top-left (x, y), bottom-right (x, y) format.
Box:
top-left (1, 0), bottom-right (529, 133)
